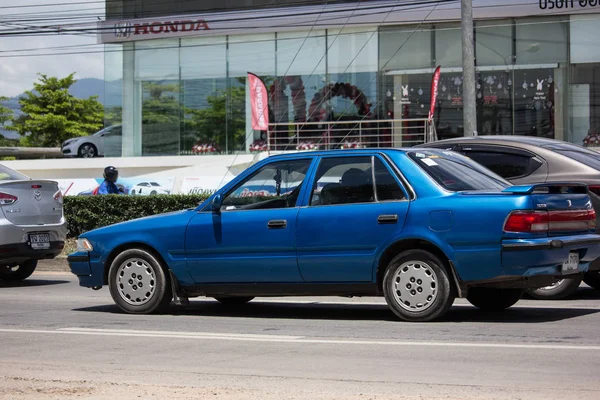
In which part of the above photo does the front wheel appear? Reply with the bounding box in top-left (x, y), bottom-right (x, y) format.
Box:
top-left (525, 276), bottom-right (582, 300)
top-left (0, 260), bottom-right (37, 282)
top-left (383, 250), bottom-right (455, 322)
top-left (78, 143), bottom-right (97, 158)
top-left (108, 249), bottom-right (172, 314)
top-left (467, 288), bottom-right (523, 311)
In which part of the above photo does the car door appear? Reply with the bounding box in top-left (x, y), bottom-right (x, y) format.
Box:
top-left (456, 144), bottom-right (548, 184)
top-left (296, 154), bottom-right (410, 282)
top-left (185, 158), bottom-right (314, 283)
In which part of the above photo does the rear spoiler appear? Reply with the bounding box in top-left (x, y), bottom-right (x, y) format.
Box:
top-left (502, 182), bottom-right (589, 195)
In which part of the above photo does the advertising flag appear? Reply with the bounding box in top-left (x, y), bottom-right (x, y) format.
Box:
top-left (428, 66), bottom-right (441, 121)
top-left (248, 72), bottom-right (269, 130)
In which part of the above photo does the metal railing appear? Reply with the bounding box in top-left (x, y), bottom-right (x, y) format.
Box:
top-left (265, 118), bottom-right (437, 151)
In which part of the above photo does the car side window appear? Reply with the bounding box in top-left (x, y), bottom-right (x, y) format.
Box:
top-left (310, 156), bottom-right (374, 206)
top-left (464, 151), bottom-right (542, 179)
top-left (221, 159), bottom-right (312, 211)
top-left (374, 158), bottom-right (406, 201)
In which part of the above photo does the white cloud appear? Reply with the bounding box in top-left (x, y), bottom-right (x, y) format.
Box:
top-left (0, 0), bottom-right (105, 97)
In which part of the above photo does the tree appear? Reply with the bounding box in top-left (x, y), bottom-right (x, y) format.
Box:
top-left (0, 96), bottom-right (11, 127)
top-left (8, 73), bottom-right (103, 147)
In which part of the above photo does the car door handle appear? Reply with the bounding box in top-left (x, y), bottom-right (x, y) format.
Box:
top-left (378, 214), bottom-right (398, 224)
top-left (268, 220), bottom-right (287, 229)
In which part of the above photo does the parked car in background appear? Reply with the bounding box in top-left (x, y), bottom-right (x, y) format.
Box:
top-left (68, 149), bottom-right (600, 322)
top-left (62, 125), bottom-right (122, 158)
top-left (0, 164), bottom-right (67, 282)
top-left (130, 182), bottom-right (170, 196)
top-left (418, 135), bottom-right (600, 299)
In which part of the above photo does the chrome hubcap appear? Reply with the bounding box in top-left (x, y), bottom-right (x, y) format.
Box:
top-left (392, 261), bottom-right (438, 312)
top-left (116, 258), bottom-right (156, 305)
top-left (81, 145), bottom-right (94, 158)
top-left (539, 279), bottom-right (565, 291)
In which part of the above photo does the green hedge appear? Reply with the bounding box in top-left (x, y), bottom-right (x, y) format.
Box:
top-left (64, 194), bottom-right (211, 238)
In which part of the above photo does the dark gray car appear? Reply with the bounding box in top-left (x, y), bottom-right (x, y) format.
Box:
top-left (418, 135), bottom-right (600, 300)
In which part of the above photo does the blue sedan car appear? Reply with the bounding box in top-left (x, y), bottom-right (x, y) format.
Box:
top-left (68, 149), bottom-right (600, 322)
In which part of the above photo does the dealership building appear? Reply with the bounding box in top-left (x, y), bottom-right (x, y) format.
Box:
top-left (92, 0), bottom-right (600, 159)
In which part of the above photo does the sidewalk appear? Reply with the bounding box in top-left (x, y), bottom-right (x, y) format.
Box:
top-left (37, 258), bottom-right (70, 272)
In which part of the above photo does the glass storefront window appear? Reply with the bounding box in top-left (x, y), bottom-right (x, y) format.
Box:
top-left (229, 33), bottom-right (276, 153)
top-left (435, 23), bottom-right (462, 68)
top-left (274, 31), bottom-right (326, 150)
top-left (325, 27), bottom-right (378, 147)
top-left (379, 25), bottom-right (432, 71)
top-left (516, 18), bottom-right (568, 65)
top-left (104, 44), bottom-right (124, 157)
top-left (180, 37), bottom-right (227, 154)
top-left (475, 20), bottom-right (512, 67)
top-left (135, 39), bottom-right (181, 156)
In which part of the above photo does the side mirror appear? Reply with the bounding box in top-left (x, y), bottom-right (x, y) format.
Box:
top-left (212, 194), bottom-right (223, 212)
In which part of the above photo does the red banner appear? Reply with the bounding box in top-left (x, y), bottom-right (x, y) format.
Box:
top-left (248, 72), bottom-right (269, 131)
top-left (428, 66), bottom-right (441, 121)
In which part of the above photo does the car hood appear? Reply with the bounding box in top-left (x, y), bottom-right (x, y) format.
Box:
top-left (82, 209), bottom-right (196, 238)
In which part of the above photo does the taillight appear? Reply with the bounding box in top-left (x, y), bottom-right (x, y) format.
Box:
top-left (504, 210), bottom-right (596, 233)
top-left (0, 192), bottom-right (18, 205)
top-left (504, 211), bottom-right (549, 232)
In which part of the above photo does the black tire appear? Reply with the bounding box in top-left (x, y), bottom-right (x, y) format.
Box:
top-left (525, 276), bottom-right (582, 300)
top-left (78, 143), bottom-right (97, 158)
top-left (150, 190), bottom-right (157, 195)
top-left (467, 288), bottom-right (523, 311)
top-left (108, 248), bottom-right (172, 314)
top-left (0, 260), bottom-right (37, 282)
top-left (214, 296), bottom-right (255, 305)
top-left (382, 249), bottom-right (455, 322)
top-left (583, 271), bottom-right (600, 290)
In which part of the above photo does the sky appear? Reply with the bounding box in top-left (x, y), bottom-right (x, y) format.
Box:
top-left (0, 0), bottom-right (104, 97)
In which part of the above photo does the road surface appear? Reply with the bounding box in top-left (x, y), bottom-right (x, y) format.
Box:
top-left (1, 272), bottom-right (599, 399)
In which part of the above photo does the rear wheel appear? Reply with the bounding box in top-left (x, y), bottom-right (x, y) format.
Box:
top-left (383, 250), bottom-right (455, 322)
top-left (467, 288), bottom-right (523, 311)
top-left (525, 276), bottom-right (582, 300)
top-left (108, 249), bottom-right (172, 314)
top-left (583, 271), bottom-right (600, 291)
top-left (214, 296), bottom-right (255, 305)
top-left (0, 260), bottom-right (37, 282)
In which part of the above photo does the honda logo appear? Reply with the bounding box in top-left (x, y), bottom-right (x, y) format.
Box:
top-left (34, 190), bottom-right (42, 201)
top-left (113, 22), bottom-right (133, 38)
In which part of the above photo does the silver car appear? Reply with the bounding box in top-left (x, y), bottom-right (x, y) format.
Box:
top-left (0, 164), bottom-right (67, 282)
top-left (61, 124), bottom-right (122, 158)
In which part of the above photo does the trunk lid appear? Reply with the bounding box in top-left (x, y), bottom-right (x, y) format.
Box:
top-left (0, 180), bottom-right (63, 226)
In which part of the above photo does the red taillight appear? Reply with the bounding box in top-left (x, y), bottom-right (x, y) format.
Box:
top-left (504, 210), bottom-right (596, 233)
top-left (504, 211), bottom-right (549, 233)
top-left (0, 192), bottom-right (18, 205)
top-left (31, 184), bottom-right (42, 189)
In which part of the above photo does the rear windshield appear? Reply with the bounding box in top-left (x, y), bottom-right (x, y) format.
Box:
top-left (407, 150), bottom-right (509, 192)
top-left (0, 164), bottom-right (29, 181)
top-left (542, 143), bottom-right (600, 170)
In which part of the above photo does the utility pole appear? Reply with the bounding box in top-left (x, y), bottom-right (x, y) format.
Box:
top-left (461, 0), bottom-right (477, 136)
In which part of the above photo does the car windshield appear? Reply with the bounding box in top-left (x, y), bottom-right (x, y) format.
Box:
top-left (542, 142), bottom-right (600, 170)
top-left (0, 164), bottom-right (29, 181)
top-left (407, 150), bottom-right (510, 192)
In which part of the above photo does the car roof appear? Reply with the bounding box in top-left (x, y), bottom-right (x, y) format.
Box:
top-left (423, 135), bottom-right (568, 148)
top-left (266, 148), bottom-right (413, 159)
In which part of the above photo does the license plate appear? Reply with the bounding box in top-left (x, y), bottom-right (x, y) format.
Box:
top-left (561, 252), bottom-right (579, 274)
top-left (29, 233), bottom-right (50, 250)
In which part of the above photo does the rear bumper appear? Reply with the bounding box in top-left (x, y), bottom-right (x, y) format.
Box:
top-left (501, 234), bottom-right (600, 278)
top-left (0, 241), bottom-right (64, 264)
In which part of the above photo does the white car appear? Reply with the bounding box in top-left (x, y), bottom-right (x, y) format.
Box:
top-left (129, 182), bottom-right (170, 196)
top-left (62, 125), bottom-right (122, 158)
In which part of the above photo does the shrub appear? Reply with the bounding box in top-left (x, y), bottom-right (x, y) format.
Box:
top-left (64, 194), bottom-right (211, 238)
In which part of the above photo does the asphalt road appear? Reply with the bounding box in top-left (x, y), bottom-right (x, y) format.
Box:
top-left (1, 272), bottom-right (600, 400)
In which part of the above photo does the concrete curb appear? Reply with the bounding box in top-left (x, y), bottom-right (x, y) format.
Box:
top-left (37, 258), bottom-right (70, 272)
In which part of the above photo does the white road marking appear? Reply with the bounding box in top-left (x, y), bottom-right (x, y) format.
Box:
top-left (0, 327), bottom-right (599, 350)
